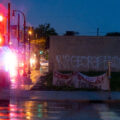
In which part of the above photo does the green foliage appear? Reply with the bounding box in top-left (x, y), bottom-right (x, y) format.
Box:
top-left (34, 23), bottom-right (58, 49)
top-left (34, 24), bottom-right (58, 38)
top-left (111, 72), bottom-right (120, 91)
top-left (64, 31), bottom-right (79, 36)
top-left (45, 53), bottom-right (48, 60)
top-left (106, 32), bottom-right (120, 36)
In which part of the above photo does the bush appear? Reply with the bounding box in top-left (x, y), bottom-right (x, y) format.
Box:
top-left (111, 72), bottom-right (120, 91)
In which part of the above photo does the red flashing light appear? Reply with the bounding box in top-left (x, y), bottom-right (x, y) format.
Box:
top-left (0, 35), bottom-right (5, 46)
top-left (0, 14), bottom-right (6, 35)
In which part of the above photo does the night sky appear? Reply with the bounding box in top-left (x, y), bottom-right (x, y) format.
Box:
top-left (0, 0), bottom-right (120, 35)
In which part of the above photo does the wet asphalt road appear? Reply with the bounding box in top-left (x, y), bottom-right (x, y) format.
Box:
top-left (0, 100), bottom-right (120, 120)
top-left (1, 66), bottom-right (120, 120)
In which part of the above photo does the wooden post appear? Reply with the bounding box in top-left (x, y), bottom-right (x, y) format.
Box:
top-left (8, 3), bottom-right (11, 45)
top-left (97, 27), bottom-right (99, 36)
top-left (108, 61), bottom-right (112, 99)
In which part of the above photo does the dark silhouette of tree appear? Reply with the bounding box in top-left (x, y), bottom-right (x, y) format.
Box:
top-left (106, 32), bottom-right (120, 36)
top-left (34, 23), bottom-right (58, 49)
top-left (64, 31), bottom-right (79, 36)
top-left (33, 24), bottom-right (57, 70)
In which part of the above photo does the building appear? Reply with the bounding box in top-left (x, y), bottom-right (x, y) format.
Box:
top-left (49, 36), bottom-right (120, 72)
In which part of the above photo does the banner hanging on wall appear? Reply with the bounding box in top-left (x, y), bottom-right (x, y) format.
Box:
top-left (53, 71), bottom-right (110, 90)
top-left (53, 71), bottom-right (74, 87)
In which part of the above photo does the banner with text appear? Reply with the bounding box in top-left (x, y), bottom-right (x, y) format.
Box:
top-left (53, 72), bottom-right (110, 90)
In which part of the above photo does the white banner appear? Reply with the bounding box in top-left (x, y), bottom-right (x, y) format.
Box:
top-left (53, 71), bottom-right (74, 87)
top-left (74, 72), bottom-right (109, 90)
top-left (53, 72), bottom-right (110, 90)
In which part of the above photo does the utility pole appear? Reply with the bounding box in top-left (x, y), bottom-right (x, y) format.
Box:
top-left (18, 14), bottom-right (20, 48)
top-left (12, 10), bottom-right (27, 76)
top-left (23, 12), bottom-right (27, 76)
top-left (28, 27), bottom-right (32, 74)
top-left (17, 14), bottom-right (20, 75)
top-left (108, 61), bottom-right (112, 99)
top-left (97, 28), bottom-right (99, 36)
top-left (8, 3), bottom-right (10, 45)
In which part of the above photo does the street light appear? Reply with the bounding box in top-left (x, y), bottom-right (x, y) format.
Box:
top-left (28, 30), bottom-right (32, 35)
top-left (12, 10), bottom-right (27, 76)
top-left (28, 29), bottom-right (32, 74)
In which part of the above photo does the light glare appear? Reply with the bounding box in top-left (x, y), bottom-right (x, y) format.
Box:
top-left (4, 51), bottom-right (18, 78)
top-left (0, 15), bottom-right (3, 22)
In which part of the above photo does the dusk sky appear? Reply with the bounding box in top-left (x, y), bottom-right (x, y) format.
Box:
top-left (0, 0), bottom-right (120, 35)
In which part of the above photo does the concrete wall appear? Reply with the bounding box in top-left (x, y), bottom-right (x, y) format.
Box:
top-left (49, 36), bottom-right (120, 72)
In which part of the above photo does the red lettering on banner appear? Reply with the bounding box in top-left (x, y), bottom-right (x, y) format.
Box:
top-left (54, 72), bottom-right (72, 79)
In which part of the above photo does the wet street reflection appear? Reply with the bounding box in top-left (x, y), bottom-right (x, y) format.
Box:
top-left (0, 100), bottom-right (120, 120)
top-left (10, 65), bottom-right (47, 90)
top-left (4, 69), bottom-right (120, 120)
top-left (10, 69), bottom-right (42, 90)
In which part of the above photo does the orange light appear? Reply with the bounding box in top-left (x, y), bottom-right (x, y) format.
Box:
top-left (0, 36), bottom-right (3, 46)
top-left (28, 30), bottom-right (32, 35)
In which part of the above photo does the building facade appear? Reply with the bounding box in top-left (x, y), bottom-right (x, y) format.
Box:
top-left (49, 36), bottom-right (120, 72)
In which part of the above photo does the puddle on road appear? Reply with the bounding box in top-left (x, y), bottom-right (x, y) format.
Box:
top-left (10, 75), bottom-right (32, 90)
top-left (0, 100), bottom-right (120, 120)
top-left (0, 100), bottom-right (89, 120)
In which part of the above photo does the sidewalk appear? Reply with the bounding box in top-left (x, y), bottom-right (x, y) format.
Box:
top-left (1, 89), bottom-right (120, 103)
top-left (20, 90), bottom-right (120, 102)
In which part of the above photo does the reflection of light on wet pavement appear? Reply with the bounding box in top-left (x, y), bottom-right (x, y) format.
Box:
top-left (93, 104), bottom-right (120, 120)
top-left (10, 72), bottom-right (32, 90)
top-left (10, 64), bottom-right (48, 90)
top-left (11, 78), bottom-right (16, 83)
top-left (9, 104), bottom-right (25, 120)
top-left (0, 100), bottom-right (120, 119)
top-left (10, 76), bottom-right (24, 90)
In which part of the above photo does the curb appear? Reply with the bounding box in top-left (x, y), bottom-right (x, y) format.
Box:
top-left (11, 96), bottom-right (120, 103)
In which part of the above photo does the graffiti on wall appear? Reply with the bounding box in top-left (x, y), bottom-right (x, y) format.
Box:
top-left (56, 55), bottom-right (120, 70)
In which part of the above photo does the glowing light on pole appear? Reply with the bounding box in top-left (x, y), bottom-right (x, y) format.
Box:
top-left (28, 29), bottom-right (32, 74)
top-left (28, 30), bottom-right (32, 35)
top-left (12, 10), bottom-right (27, 76)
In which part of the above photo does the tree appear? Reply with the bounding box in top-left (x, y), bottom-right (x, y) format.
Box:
top-left (106, 32), bottom-right (120, 36)
top-left (34, 23), bottom-right (58, 49)
top-left (64, 31), bottom-right (79, 36)
top-left (32, 24), bottom-right (57, 70)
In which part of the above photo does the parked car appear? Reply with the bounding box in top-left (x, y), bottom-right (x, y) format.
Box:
top-left (40, 59), bottom-right (48, 66)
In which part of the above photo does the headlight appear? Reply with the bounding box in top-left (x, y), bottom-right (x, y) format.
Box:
top-left (4, 51), bottom-right (18, 77)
